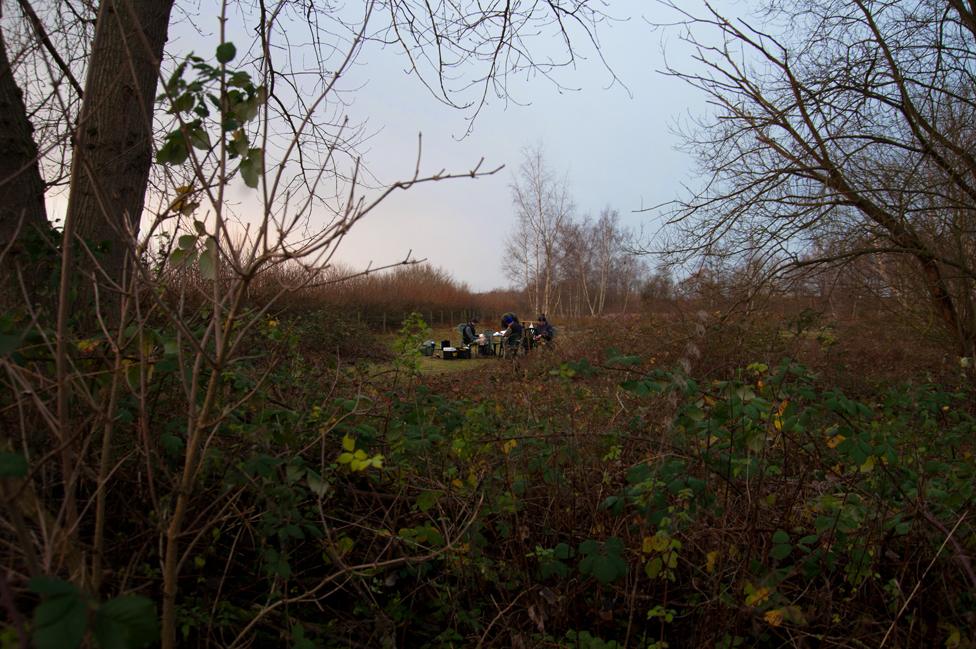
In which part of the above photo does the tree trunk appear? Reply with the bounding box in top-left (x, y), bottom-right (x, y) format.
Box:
top-left (0, 5), bottom-right (49, 305)
top-left (65, 0), bottom-right (175, 304)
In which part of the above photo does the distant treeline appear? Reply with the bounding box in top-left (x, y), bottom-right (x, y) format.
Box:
top-left (230, 262), bottom-right (529, 330)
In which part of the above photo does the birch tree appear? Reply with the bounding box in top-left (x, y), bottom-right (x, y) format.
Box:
top-left (509, 144), bottom-right (573, 315)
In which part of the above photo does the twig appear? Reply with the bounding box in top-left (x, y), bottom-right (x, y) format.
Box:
top-left (879, 511), bottom-right (968, 647)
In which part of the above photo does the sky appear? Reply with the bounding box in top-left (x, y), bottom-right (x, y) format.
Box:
top-left (322, 1), bottom-right (720, 292)
top-left (155, 1), bottom-right (744, 292)
top-left (25, 0), bottom-right (746, 292)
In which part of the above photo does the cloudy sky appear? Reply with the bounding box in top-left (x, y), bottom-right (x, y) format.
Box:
top-left (161, 1), bottom-right (753, 292)
top-left (323, 1), bottom-right (729, 291)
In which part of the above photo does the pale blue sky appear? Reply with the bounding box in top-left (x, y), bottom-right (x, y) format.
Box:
top-left (331, 1), bottom-right (721, 291)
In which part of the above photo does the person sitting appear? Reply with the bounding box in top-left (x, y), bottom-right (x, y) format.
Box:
top-left (500, 313), bottom-right (524, 356)
top-left (458, 317), bottom-right (479, 346)
top-left (534, 314), bottom-right (554, 343)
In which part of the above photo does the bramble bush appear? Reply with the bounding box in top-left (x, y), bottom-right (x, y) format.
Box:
top-left (3, 286), bottom-right (974, 648)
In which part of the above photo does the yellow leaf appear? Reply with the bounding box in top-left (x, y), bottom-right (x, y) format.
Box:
top-left (746, 586), bottom-right (772, 607)
top-left (826, 434), bottom-right (846, 449)
top-left (764, 609), bottom-right (784, 627)
top-left (945, 624), bottom-right (961, 648)
top-left (706, 550), bottom-right (719, 574)
top-left (341, 434), bottom-right (355, 452)
top-left (859, 455), bottom-right (876, 473)
top-left (76, 338), bottom-right (99, 353)
top-left (643, 531), bottom-right (670, 553)
top-left (502, 439), bottom-right (517, 454)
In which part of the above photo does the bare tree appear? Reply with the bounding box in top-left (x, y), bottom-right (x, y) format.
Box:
top-left (653, 0), bottom-right (976, 361)
top-left (557, 206), bottom-right (639, 316)
top-left (0, 2), bottom-right (614, 647)
top-left (508, 143), bottom-right (573, 315)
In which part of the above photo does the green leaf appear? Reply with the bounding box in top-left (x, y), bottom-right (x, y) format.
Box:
top-left (188, 126), bottom-right (210, 150)
top-left (160, 433), bottom-right (184, 456)
top-left (285, 461), bottom-right (305, 484)
top-left (156, 135), bottom-right (188, 165)
top-left (171, 92), bottom-right (194, 114)
top-left (0, 333), bottom-right (22, 356)
top-left (578, 539), bottom-right (599, 556)
top-left (306, 470), bottom-right (329, 497)
top-left (644, 556), bottom-right (663, 579)
top-left (0, 452), bottom-right (28, 478)
top-left (93, 596), bottom-right (158, 649)
top-left (29, 577), bottom-right (79, 597)
top-left (620, 380), bottom-right (651, 396)
top-left (772, 530), bottom-right (790, 545)
top-left (416, 490), bottom-right (441, 512)
top-left (177, 234), bottom-right (197, 251)
top-left (227, 71), bottom-right (253, 88)
top-left (230, 129), bottom-right (249, 157)
top-left (239, 148), bottom-right (263, 188)
top-left (198, 238), bottom-right (216, 280)
top-left (605, 348), bottom-right (641, 366)
top-left (30, 578), bottom-right (87, 649)
top-left (235, 96), bottom-right (260, 122)
top-left (291, 624), bottom-right (316, 649)
top-left (591, 554), bottom-right (627, 584)
top-left (169, 248), bottom-right (196, 268)
top-left (215, 42), bottom-right (236, 64)
top-left (771, 544), bottom-right (792, 561)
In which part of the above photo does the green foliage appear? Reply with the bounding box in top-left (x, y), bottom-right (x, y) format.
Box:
top-left (0, 452), bottom-right (27, 478)
top-left (6, 294), bottom-right (973, 648)
top-left (156, 44), bottom-right (266, 190)
top-left (393, 311), bottom-right (431, 375)
top-left (29, 578), bottom-right (157, 649)
top-left (30, 578), bottom-right (87, 649)
top-left (93, 597), bottom-right (159, 649)
top-left (337, 433), bottom-right (384, 471)
top-left (562, 630), bottom-right (631, 649)
top-left (578, 537), bottom-right (627, 584)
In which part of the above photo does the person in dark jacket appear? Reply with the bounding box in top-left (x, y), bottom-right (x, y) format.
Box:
top-left (500, 313), bottom-right (523, 356)
top-left (459, 317), bottom-right (479, 346)
top-left (534, 314), bottom-right (554, 343)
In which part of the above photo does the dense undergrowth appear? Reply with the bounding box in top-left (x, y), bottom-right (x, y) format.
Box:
top-left (1, 305), bottom-right (974, 648)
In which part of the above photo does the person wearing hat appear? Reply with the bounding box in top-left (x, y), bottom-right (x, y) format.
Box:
top-left (500, 313), bottom-right (524, 356)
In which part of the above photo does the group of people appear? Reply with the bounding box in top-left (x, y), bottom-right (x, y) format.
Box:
top-left (457, 313), bottom-right (555, 357)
